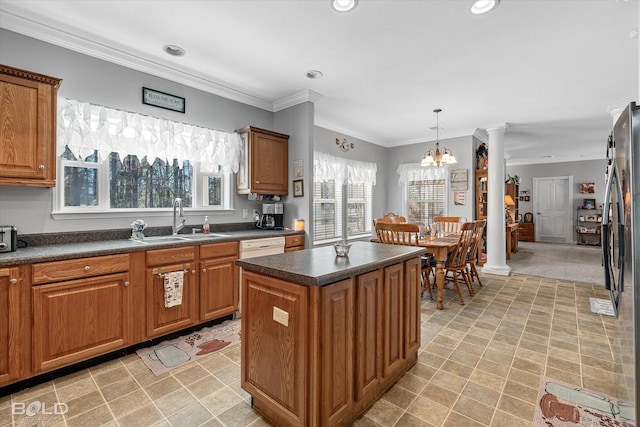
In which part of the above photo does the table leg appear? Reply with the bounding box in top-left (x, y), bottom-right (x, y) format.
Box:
top-left (434, 247), bottom-right (447, 310)
top-left (506, 229), bottom-right (512, 260)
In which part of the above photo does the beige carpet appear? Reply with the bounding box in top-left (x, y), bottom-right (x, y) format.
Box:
top-left (507, 241), bottom-right (604, 285)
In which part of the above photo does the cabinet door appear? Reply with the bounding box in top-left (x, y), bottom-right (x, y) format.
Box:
top-left (32, 273), bottom-right (129, 372)
top-left (146, 264), bottom-right (197, 338)
top-left (382, 263), bottom-right (404, 377)
top-left (354, 270), bottom-right (382, 403)
top-left (403, 258), bottom-right (421, 358)
top-left (200, 256), bottom-right (238, 321)
top-left (320, 279), bottom-right (353, 426)
top-left (0, 68), bottom-right (60, 187)
top-left (0, 267), bottom-right (21, 384)
top-left (251, 131), bottom-right (288, 194)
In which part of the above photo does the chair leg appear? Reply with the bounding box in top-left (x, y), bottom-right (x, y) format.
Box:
top-left (421, 270), bottom-right (433, 300)
top-left (470, 262), bottom-right (483, 287)
top-left (451, 273), bottom-right (465, 305)
top-left (462, 268), bottom-right (475, 296)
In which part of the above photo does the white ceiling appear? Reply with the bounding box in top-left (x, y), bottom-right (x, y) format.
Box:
top-left (1, 0), bottom-right (638, 165)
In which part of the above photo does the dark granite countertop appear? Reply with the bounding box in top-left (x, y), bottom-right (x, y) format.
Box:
top-left (236, 241), bottom-right (426, 286)
top-left (0, 227), bottom-right (304, 267)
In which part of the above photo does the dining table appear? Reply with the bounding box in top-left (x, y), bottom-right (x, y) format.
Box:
top-left (418, 234), bottom-right (460, 310)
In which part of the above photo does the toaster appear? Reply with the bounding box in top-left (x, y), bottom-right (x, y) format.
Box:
top-left (0, 226), bottom-right (17, 253)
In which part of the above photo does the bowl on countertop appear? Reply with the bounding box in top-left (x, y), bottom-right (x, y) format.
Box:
top-left (333, 241), bottom-right (352, 257)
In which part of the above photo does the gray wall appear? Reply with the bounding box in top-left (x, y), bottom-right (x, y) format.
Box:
top-left (0, 29), bottom-right (272, 233)
top-left (507, 159), bottom-right (607, 240)
top-left (386, 136), bottom-right (476, 222)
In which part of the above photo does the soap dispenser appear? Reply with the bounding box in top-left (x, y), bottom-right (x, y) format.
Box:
top-left (203, 216), bottom-right (210, 234)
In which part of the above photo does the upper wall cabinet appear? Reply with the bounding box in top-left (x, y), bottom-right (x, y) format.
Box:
top-left (0, 65), bottom-right (62, 187)
top-left (236, 126), bottom-right (289, 195)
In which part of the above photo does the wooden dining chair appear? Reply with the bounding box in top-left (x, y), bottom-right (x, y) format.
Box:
top-left (375, 222), bottom-right (433, 300)
top-left (466, 219), bottom-right (486, 290)
top-left (373, 212), bottom-right (407, 226)
top-left (433, 216), bottom-right (467, 233)
top-left (428, 221), bottom-right (476, 305)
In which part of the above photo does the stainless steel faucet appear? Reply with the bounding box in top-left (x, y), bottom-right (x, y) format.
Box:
top-left (172, 197), bottom-right (186, 235)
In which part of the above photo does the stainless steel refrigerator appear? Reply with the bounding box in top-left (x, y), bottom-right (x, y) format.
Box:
top-left (602, 101), bottom-right (640, 423)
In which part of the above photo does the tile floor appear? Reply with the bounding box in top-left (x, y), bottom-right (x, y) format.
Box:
top-left (0, 272), bottom-right (625, 427)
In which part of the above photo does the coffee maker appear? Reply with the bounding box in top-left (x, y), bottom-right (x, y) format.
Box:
top-left (260, 202), bottom-right (284, 230)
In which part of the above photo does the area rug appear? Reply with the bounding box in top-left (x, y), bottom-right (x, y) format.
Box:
top-left (136, 319), bottom-right (241, 376)
top-left (534, 376), bottom-right (635, 427)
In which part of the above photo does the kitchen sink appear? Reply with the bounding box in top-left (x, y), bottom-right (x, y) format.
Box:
top-left (183, 233), bottom-right (230, 238)
top-left (131, 235), bottom-right (189, 244)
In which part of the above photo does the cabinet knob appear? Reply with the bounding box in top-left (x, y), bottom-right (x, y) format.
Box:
top-left (255, 181), bottom-right (260, 184)
top-left (202, 268), bottom-right (207, 273)
top-left (124, 281), bottom-right (129, 287)
top-left (9, 278), bottom-right (17, 285)
top-left (38, 164), bottom-right (45, 170)
top-left (192, 270), bottom-right (196, 275)
top-left (84, 266), bottom-right (91, 272)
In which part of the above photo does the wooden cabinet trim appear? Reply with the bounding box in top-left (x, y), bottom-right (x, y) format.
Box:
top-left (32, 254), bottom-right (129, 285)
top-left (146, 246), bottom-right (195, 267)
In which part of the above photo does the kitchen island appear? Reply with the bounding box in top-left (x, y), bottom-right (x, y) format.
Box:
top-left (236, 241), bottom-right (426, 427)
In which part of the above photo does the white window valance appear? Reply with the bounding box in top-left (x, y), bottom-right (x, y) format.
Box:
top-left (57, 98), bottom-right (243, 173)
top-left (314, 151), bottom-right (377, 185)
top-left (396, 163), bottom-right (446, 185)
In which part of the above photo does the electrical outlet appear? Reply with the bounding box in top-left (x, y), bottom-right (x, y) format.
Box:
top-left (242, 209), bottom-right (248, 219)
top-left (273, 306), bottom-right (289, 327)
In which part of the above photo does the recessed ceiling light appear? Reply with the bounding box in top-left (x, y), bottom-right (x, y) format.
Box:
top-left (306, 70), bottom-right (324, 79)
top-left (163, 45), bottom-right (186, 57)
top-left (470, 0), bottom-right (499, 15)
top-left (332, 0), bottom-right (358, 13)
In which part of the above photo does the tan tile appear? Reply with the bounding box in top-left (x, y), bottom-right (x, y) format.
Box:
top-left (64, 390), bottom-right (106, 418)
top-left (490, 408), bottom-right (530, 426)
top-left (221, 343), bottom-right (241, 363)
top-left (107, 388), bottom-right (152, 419)
top-left (452, 395), bottom-right (494, 425)
top-left (475, 359), bottom-right (509, 378)
top-left (117, 403), bottom-right (164, 427)
top-left (121, 355), bottom-right (150, 374)
top-left (172, 364), bottom-right (210, 386)
top-left (53, 369), bottom-right (91, 389)
top-left (430, 371), bottom-right (467, 393)
top-left (92, 365), bottom-right (130, 388)
top-left (66, 404), bottom-right (114, 427)
top-left (546, 356), bottom-right (580, 374)
top-left (502, 380), bottom-right (538, 404)
top-left (406, 395), bottom-right (449, 426)
top-left (167, 402), bottom-right (213, 426)
top-left (213, 364), bottom-right (240, 385)
top-left (0, 406), bottom-right (10, 427)
top-left (12, 382), bottom-right (55, 402)
top-left (410, 361), bottom-right (438, 381)
top-left (217, 400), bottom-right (261, 427)
top-left (56, 376), bottom-right (98, 402)
top-left (440, 360), bottom-right (473, 379)
top-left (199, 353), bottom-right (235, 375)
top-left (134, 367), bottom-right (170, 387)
top-left (461, 382), bottom-right (500, 407)
top-left (381, 384), bottom-right (417, 410)
top-left (442, 410), bottom-right (486, 427)
top-left (392, 412), bottom-right (434, 427)
top-left (511, 356), bottom-right (544, 375)
top-left (101, 376), bottom-right (140, 402)
top-left (144, 376), bottom-right (183, 400)
top-left (507, 368), bottom-right (540, 389)
top-left (361, 397), bottom-right (404, 426)
top-left (420, 383), bottom-right (459, 408)
top-left (468, 369), bottom-right (505, 392)
top-left (200, 386), bottom-right (243, 416)
top-left (496, 395), bottom-right (535, 423)
top-left (395, 372), bottom-right (428, 394)
top-left (154, 388), bottom-right (197, 416)
top-left (186, 375), bottom-right (225, 399)
top-left (448, 349), bottom-right (480, 367)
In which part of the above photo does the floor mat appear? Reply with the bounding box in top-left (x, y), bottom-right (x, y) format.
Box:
top-left (136, 319), bottom-right (241, 376)
top-left (534, 376), bottom-right (635, 427)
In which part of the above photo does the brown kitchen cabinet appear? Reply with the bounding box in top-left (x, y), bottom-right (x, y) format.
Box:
top-left (284, 234), bottom-right (305, 252)
top-left (0, 266), bottom-right (29, 386)
top-left (31, 254), bottom-right (131, 373)
top-left (241, 257), bottom-right (421, 426)
top-left (236, 126), bottom-right (289, 195)
top-left (0, 65), bottom-right (61, 187)
top-left (199, 241), bottom-right (239, 321)
top-left (145, 246), bottom-right (198, 338)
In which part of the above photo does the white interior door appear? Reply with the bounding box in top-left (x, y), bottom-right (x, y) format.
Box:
top-left (533, 176), bottom-right (573, 243)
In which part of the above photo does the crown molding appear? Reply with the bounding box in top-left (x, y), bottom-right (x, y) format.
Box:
top-left (0, 8), bottom-right (275, 111)
top-left (273, 90), bottom-right (324, 112)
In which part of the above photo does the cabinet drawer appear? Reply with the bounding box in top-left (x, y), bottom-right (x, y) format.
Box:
top-left (146, 246), bottom-right (195, 267)
top-left (285, 234), bottom-right (304, 248)
top-left (32, 254), bottom-right (129, 285)
top-left (200, 241), bottom-right (238, 259)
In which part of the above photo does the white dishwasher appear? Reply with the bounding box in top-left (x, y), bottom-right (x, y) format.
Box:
top-left (236, 236), bottom-right (285, 318)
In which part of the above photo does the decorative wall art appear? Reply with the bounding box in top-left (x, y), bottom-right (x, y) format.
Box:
top-left (579, 182), bottom-right (595, 194)
top-left (583, 198), bottom-right (596, 209)
top-left (450, 169), bottom-right (468, 191)
top-left (293, 159), bottom-right (303, 178)
top-left (142, 87), bottom-right (185, 113)
top-left (293, 179), bottom-right (304, 197)
top-left (453, 191), bottom-right (466, 206)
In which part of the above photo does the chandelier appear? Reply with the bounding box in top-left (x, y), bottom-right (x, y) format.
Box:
top-left (420, 109), bottom-right (457, 167)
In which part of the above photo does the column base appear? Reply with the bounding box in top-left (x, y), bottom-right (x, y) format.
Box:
top-left (481, 264), bottom-right (512, 276)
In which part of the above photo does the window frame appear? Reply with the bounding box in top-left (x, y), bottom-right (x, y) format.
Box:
top-left (53, 155), bottom-right (235, 220)
top-left (402, 177), bottom-right (447, 227)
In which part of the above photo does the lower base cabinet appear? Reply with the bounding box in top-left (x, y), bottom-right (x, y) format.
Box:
top-left (0, 266), bottom-right (26, 386)
top-left (241, 257), bottom-right (421, 427)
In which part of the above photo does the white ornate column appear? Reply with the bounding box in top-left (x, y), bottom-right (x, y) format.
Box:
top-left (481, 124), bottom-right (511, 276)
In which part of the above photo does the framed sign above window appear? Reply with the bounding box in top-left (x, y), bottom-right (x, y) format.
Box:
top-left (142, 87), bottom-right (185, 113)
